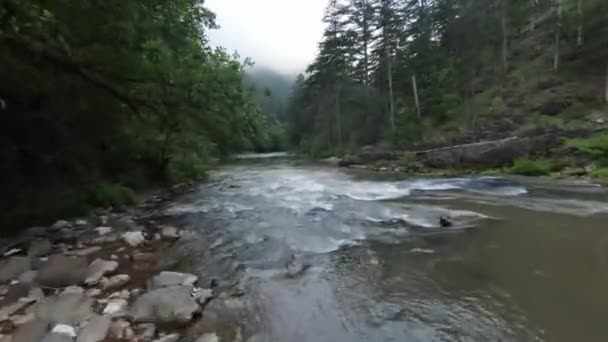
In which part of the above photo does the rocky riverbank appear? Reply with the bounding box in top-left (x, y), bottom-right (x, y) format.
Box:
top-left (0, 185), bottom-right (246, 342)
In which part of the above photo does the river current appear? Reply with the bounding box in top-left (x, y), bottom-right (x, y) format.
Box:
top-left (162, 154), bottom-right (608, 342)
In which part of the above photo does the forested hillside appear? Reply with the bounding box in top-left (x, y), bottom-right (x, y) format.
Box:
top-left (245, 67), bottom-right (296, 122)
top-left (0, 0), bottom-right (281, 228)
top-left (287, 0), bottom-right (608, 156)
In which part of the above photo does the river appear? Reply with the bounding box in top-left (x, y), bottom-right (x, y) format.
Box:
top-left (162, 154), bottom-right (608, 342)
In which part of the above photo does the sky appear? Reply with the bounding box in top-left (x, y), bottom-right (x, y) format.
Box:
top-left (206, 0), bottom-right (327, 75)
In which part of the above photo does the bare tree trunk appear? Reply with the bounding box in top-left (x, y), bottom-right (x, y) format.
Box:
top-left (501, 0), bottom-right (508, 74)
top-left (336, 86), bottom-right (343, 150)
top-left (387, 49), bottom-right (395, 132)
top-left (553, 0), bottom-right (562, 72)
top-left (412, 74), bottom-right (421, 121)
top-left (577, 0), bottom-right (584, 47)
top-left (605, 63), bottom-right (608, 104)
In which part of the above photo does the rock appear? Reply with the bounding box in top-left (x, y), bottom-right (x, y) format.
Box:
top-left (439, 216), bottom-right (453, 227)
top-left (84, 259), bottom-right (118, 285)
top-left (74, 220), bottom-right (88, 227)
top-left (17, 270), bottom-right (38, 286)
top-left (197, 333), bottom-right (219, 342)
top-left (35, 255), bottom-right (88, 287)
top-left (135, 323), bottom-right (156, 340)
top-left (91, 235), bottom-right (119, 244)
top-left (161, 227), bottom-right (180, 240)
top-left (24, 287), bottom-right (45, 301)
top-left (62, 286), bottom-right (84, 294)
top-left (338, 154), bottom-right (362, 167)
top-left (108, 290), bottom-right (130, 299)
top-left (108, 319), bottom-right (133, 340)
top-left (76, 315), bottom-right (110, 342)
top-left (52, 220), bottom-right (71, 230)
top-left (122, 232), bottom-right (145, 247)
top-left (11, 312), bottom-right (35, 325)
top-left (110, 255), bottom-right (118, 260)
top-left (36, 293), bottom-right (93, 325)
top-left (12, 319), bottom-right (50, 342)
top-left (192, 288), bottom-right (213, 305)
top-left (28, 239), bottom-right (52, 257)
top-left (40, 324), bottom-right (77, 342)
top-left (102, 299), bottom-right (128, 316)
top-left (0, 257), bottom-right (31, 283)
top-left (4, 248), bottom-right (22, 257)
top-left (0, 300), bottom-right (30, 321)
top-left (130, 285), bottom-right (200, 325)
top-left (153, 334), bottom-right (180, 342)
top-left (149, 271), bottom-right (197, 290)
top-left (66, 246), bottom-right (102, 257)
top-left (100, 274), bottom-right (130, 290)
top-left (93, 227), bottom-right (112, 236)
top-left (132, 252), bottom-right (155, 263)
top-left (51, 324), bottom-right (77, 337)
top-left (85, 289), bottom-right (102, 297)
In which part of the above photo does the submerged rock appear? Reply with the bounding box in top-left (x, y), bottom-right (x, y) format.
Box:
top-left (130, 285), bottom-right (200, 324)
top-left (36, 293), bottom-right (93, 325)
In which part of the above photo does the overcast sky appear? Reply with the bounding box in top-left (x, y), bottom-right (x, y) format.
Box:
top-left (206, 0), bottom-right (327, 75)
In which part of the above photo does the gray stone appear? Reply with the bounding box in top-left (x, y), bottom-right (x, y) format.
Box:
top-left (93, 227), bottom-right (112, 236)
top-left (0, 257), bottom-right (31, 283)
top-left (122, 231), bottom-right (145, 247)
top-left (52, 220), bottom-right (70, 230)
top-left (28, 239), bottom-right (52, 257)
top-left (17, 270), bottom-right (38, 286)
top-left (36, 293), bottom-right (93, 325)
top-left (197, 333), bottom-right (219, 342)
top-left (192, 288), bottom-right (213, 305)
top-left (161, 226), bottom-right (180, 240)
top-left (108, 319), bottom-right (134, 340)
top-left (35, 255), bottom-right (88, 287)
top-left (40, 332), bottom-right (72, 342)
top-left (102, 298), bottom-right (128, 316)
top-left (153, 334), bottom-right (180, 342)
top-left (100, 274), bottom-right (130, 290)
top-left (66, 246), bottom-right (102, 257)
top-left (149, 271), bottom-right (197, 290)
top-left (0, 300), bottom-right (30, 321)
top-left (84, 259), bottom-right (118, 285)
top-left (130, 285), bottom-right (200, 324)
top-left (76, 315), bottom-right (110, 342)
top-left (135, 323), bottom-right (156, 340)
top-left (12, 319), bottom-right (50, 342)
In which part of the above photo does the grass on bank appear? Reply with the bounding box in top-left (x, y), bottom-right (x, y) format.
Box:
top-left (508, 158), bottom-right (553, 176)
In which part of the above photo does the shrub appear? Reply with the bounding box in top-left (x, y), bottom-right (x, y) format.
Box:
top-left (592, 168), bottom-right (608, 180)
top-left (510, 158), bottom-right (553, 176)
top-left (87, 183), bottom-right (136, 208)
top-left (568, 133), bottom-right (608, 166)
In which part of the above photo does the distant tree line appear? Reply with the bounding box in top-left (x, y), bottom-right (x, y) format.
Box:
top-left (287, 0), bottom-right (608, 156)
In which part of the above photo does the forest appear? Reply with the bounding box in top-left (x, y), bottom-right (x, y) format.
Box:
top-left (287, 0), bottom-right (608, 157)
top-left (0, 0), bottom-right (284, 228)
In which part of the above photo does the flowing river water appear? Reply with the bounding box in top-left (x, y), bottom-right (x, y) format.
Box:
top-left (162, 154), bottom-right (608, 342)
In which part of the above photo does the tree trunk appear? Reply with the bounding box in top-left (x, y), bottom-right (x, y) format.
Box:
top-left (501, 0), bottom-right (508, 74)
top-left (553, 0), bottom-right (562, 72)
top-left (336, 86), bottom-right (343, 150)
top-left (605, 63), bottom-right (608, 104)
top-left (387, 48), bottom-right (395, 132)
top-left (576, 0), bottom-right (584, 47)
top-left (412, 74), bottom-right (421, 121)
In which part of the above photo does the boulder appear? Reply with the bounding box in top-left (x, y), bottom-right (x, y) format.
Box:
top-left (36, 293), bottom-right (94, 325)
top-left (122, 231), bottom-right (145, 247)
top-left (102, 299), bottom-right (128, 316)
top-left (76, 315), bottom-right (111, 342)
top-left (130, 285), bottom-right (200, 324)
top-left (149, 271), bottom-right (198, 290)
top-left (85, 259), bottom-right (118, 285)
top-left (28, 239), bottom-right (53, 257)
top-left (35, 255), bottom-right (88, 287)
top-left (0, 256), bottom-right (31, 283)
top-left (17, 270), bottom-right (38, 286)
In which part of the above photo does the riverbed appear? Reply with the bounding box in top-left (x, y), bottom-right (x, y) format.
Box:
top-left (164, 154), bottom-right (608, 341)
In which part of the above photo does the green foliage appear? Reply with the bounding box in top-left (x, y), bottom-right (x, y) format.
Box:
top-left (509, 158), bottom-right (553, 176)
top-left (568, 133), bottom-right (608, 166)
top-left (592, 168), bottom-right (608, 180)
top-left (86, 183), bottom-right (136, 208)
